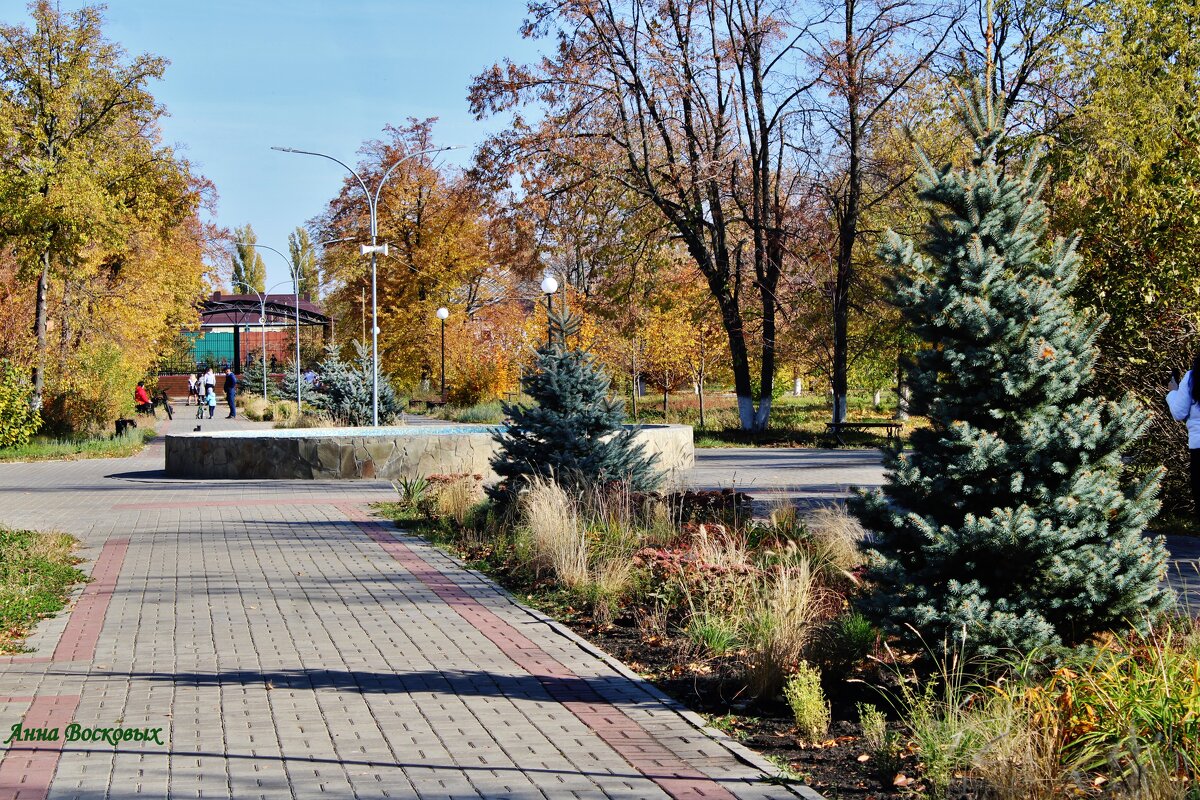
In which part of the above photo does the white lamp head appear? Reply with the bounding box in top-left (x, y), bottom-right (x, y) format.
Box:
top-left (436, 307), bottom-right (449, 320)
top-left (540, 274), bottom-right (558, 294)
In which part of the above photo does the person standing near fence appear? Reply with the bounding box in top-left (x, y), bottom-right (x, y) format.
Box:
top-left (187, 373), bottom-right (197, 406)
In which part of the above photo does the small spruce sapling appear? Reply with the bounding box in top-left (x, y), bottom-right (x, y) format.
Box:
top-left (489, 304), bottom-right (660, 501)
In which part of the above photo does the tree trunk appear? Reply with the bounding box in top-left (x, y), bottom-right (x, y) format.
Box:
top-left (895, 354), bottom-right (910, 421)
top-left (873, 388), bottom-right (882, 409)
top-left (698, 366), bottom-right (706, 429)
top-left (719, 297), bottom-right (758, 431)
top-left (31, 250), bottom-right (50, 409)
top-left (663, 388), bottom-right (668, 422)
top-left (631, 362), bottom-right (639, 421)
top-left (832, 0), bottom-right (861, 427)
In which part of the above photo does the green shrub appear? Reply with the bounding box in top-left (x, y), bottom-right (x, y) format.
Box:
top-left (0, 361), bottom-right (40, 448)
top-left (685, 612), bottom-right (739, 657)
top-left (315, 341), bottom-right (403, 426)
top-left (783, 662), bottom-right (830, 745)
top-left (451, 401), bottom-right (504, 424)
top-left (393, 475), bottom-right (431, 511)
top-left (856, 703), bottom-right (904, 782)
top-left (817, 612), bottom-right (877, 676)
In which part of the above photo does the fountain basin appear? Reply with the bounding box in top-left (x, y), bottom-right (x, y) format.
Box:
top-left (164, 423), bottom-right (694, 481)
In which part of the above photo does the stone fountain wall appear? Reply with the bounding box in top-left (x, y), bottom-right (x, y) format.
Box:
top-left (165, 424), bottom-right (694, 482)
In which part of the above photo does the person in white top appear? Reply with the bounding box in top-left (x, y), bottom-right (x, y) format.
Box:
top-left (187, 373), bottom-right (197, 405)
top-left (1165, 364), bottom-right (1200, 522)
top-left (203, 367), bottom-right (216, 399)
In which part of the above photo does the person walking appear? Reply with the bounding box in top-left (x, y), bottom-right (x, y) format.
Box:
top-left (1167, 356), bottom-right (1200, 526)
top-left (187, 372), bottom-right (197, 406)
top-left (224, 367), bottom-right (238, 419)
top-left (203, 366), bottom-right (216, 402)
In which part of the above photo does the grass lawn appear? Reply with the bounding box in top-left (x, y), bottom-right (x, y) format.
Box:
top-left (0, 426), bottom-right (157, 463)
top-left (426, 390), bottom-right (921, 448)
top-left (0, 528), bottom-right (88, 653)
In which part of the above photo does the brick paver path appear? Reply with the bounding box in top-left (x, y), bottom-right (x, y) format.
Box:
top-left (0, 415), bottom-right (804, 800)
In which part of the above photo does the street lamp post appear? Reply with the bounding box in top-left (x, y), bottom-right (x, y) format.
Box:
top-left (272, 144), bottom-right (462, 425)
top-left (232, 279), bottom-right (295, 403)
top-left (235, 239), bottom-right (352, 412)
top-left (436, 307), bottom-right (449, 400)
top-left (540, 274), bottom-right (558, 347)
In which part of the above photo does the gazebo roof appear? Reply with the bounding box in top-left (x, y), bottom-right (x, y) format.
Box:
top-left (200, 291), bottom-right (329, 327)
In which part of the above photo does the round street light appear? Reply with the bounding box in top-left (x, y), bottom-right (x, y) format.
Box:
top-left (436, 307), bottom-right (449, 401)
top-left (540, 274), bottom-right (558, 347)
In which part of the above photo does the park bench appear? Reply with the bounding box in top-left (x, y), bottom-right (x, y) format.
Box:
top-left (410, 398), bottom-right (448, 413)
top-left (824, 420), bottom-right (903, 447)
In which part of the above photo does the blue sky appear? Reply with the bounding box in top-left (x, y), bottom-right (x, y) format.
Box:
top-left (68, 1), bottom-right (540, 287)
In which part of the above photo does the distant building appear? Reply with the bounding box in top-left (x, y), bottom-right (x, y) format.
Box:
top-left (183, 291), bottom-right (331, 372)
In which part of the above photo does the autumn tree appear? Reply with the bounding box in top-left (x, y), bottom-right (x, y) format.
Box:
top-left (0, 2), bottom-right (166, 405)
top-left (288, 226), bottom-right (320, 297)
top-left (0, 2), bottom-right (211, 431)
top-left (315, 120), bottom-right (492, 387)
top-left (815, 0), bottom-right (956, 423)
top-left (230, 224), bottom-right (267, 294)
top-left (472, 0), bottom-right (822, 431)
top-left (1046, 0), bottom-right (1200, 515)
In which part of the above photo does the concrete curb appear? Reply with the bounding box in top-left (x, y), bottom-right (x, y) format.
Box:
top-left (397, 528), bottom-right (828, 800)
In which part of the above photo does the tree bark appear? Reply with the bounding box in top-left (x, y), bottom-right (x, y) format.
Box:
top-left (895, 354), bottom-right (910, 421)
top-left (832, 0), bottom-right (861, 427)
top-left (31, 250), bottom-right (50, 409)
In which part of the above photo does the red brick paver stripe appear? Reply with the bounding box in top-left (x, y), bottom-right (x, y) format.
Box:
top-left (51, 538), bottom-right (128, 663)
top-left (336, 504), bottom-right (737, 800)
top-left (0, 694), bottom-right (80, 800)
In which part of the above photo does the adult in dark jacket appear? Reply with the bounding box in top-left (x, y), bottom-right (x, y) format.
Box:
top-left (223, 368), bottom-right (238, 419)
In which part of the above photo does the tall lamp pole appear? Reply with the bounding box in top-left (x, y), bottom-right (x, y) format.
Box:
top-left (436, 307), bottom-right (449, 400)
top-left (232, 279), bottom-right (295, 402)
top-left (272, 144), bottom-right (461, 425)
top-left (235, 239), bottom-right (352, 412)
top-left (540, 274), bottom-right (558, 347)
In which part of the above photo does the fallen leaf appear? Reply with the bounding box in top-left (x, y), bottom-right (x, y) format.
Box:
top-left (857, 754), bottom-right (870, 762)
top-left (893, 773), bottom-right (913, 788)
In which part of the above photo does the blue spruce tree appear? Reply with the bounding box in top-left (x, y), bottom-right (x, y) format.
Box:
top-left (489, 304), bottom-right (660, 500)
top-left (852, 88), bottom-right (1171, 659)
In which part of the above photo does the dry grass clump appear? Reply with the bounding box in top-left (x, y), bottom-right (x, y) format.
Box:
top-left (805, 504), bottom-right (867, 572)
top-left (745, 559), bottom-right (824, 696)
top-left (239, 395), bottom-right (272, 421)
top-left (436, 475), bottom-right (485, 528)
top-left (522, 478), bottom-right (588, 588)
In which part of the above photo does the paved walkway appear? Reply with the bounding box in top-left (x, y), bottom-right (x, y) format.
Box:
top-left (685, 448), bottom-right (1200, 613)
top-left (0, 416), bottom-right (803, 800)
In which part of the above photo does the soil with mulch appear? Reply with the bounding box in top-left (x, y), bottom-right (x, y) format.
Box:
top-left (479, 555), bottom-right (958, 798)
top-left (562, 609), bottom-right (937, 799)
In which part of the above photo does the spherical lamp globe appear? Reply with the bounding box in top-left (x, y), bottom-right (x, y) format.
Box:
top-left (540, 275), bottom-right (558, 294)
top-left (436, 307), bottom-right (449, 320)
